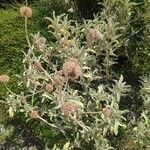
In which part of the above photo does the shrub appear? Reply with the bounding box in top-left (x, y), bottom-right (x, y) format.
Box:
top-left (1, 0), bottom-right (150, 149)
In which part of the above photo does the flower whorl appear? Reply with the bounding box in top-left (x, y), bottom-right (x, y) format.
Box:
top-left (0, 75), bottom-right (10, 83)
top-left (62, 58), bottom-right (81, 80)
top-left (61, 101), bottom-right (80, 114)
top-left (20, 6), bottom-right (32, 18)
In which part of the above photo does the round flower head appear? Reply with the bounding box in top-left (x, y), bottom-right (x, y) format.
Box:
top-left (34, 62), bottom-right (42, 70)
top-left (29, 110), bottom-right (38, 119)
top-left (45, 83), bottom-right (53, 92)
top-left (86, 28), bottom-right (102, 45)
top-left (53, 70), bottom-right (63, 86)
top-left (54, 75), bottom-right (62, 86)
top-left (62, 101), bottom-right (80, 114)
top-left (62, 58), bottom-right (81, 80)
top-left (102, 108), bottom-right (112, 118)
top-left (20, 6), bottom-right (32, 18)
top-left (0, 75), bottom-right (10, 83)
top-left (34, 36), bottom-right (46, 49)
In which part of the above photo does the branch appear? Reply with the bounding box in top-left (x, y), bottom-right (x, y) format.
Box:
top-left (68, 114), bottom-right (91, 132)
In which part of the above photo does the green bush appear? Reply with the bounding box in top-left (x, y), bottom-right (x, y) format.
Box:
top-left (0, 9), bottom-right (25, 96)
top-left (0, 1), bottom-right (71, 148)
top-left (0, 0), bottom-right (150, 149)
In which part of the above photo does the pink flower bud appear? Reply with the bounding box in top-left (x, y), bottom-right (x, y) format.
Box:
top-left (0, 75), bottom-right (10, 83)
top-left (62, 58), bottom-right (81, 80)
top-left (86, 28), bottom-right (103, 45)
top-left (102, 108), bottom-right (112, 118)
top-left (20, 6), bottom-right (32, 18)
top-left (61, 101), bottom-right (80, 114)
top-left (45, 83), bottom-right (53, 92)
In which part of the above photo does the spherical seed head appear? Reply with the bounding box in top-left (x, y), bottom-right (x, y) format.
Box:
top-left (35, 37), bottom-right (46, 47)
top-left (20, 6), bottom-right (32, 18)
top-left (45, 83), bottom-right (53, 92)
top-left (34, 62), bottom-right (42, 70)
top-left (0, 75), bottom-right (10, 83)
top-left (102, 108), bottom-right (112, 118)
top-left (54, 75), bottom-right (62, 86)
top-left (62, 58), bottom-right (81, 80)
top-left (87, 28), bottom-right (102, 44)
top-left (29, 110), bottom-right (38, 119)
top-left (62, 101), bottom-right (80, 114)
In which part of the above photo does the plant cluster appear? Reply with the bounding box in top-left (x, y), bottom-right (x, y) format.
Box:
top-left (0, 0), bottom-right (150, 149)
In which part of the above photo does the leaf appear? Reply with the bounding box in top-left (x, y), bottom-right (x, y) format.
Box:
top-left (8, 107), bottom-right (14, 118)
top-left (70, 100), bottom-right (84, 108)
top-left (114, 120), bottom-right (119, 135)
top-left (119, 75), bottom-right (124, 85)
top-left (142, 112), bottom-right (149, 126)
top-left (62, 142), bottom-right (70, 150)
top-left (42, 93), bottom-right (53, 100)
top-left (87, 48), bottom-right (96, 54)
top-left (83, 74), bottom-right (92, 80)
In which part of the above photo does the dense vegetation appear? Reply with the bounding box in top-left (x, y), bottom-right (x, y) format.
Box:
top-left (0, 0), bottom-right (150, 149)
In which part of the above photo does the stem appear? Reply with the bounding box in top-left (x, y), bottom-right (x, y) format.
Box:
top-left (25, 17), bottom-right (31, 49)
top-left (41, 67), bottom-right (53, 81)
top-left (62, 78), bottom-right (68, 96)
top-left (25, 0), bottom-right (28, 6)
top-left (37, 115), bottom-right (60, 129)
top-left (68, 114), bottom-right (91, 132)
top-left (81, 111), bottom-right (102, 114)
top-left (23, 100), bottom-right (61, 130)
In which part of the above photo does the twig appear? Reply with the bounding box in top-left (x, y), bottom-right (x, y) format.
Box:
top-left (68, 114), bottom-right (91, 132)
top-left (23, 100), bottom-right (62, 130)
top-left (25, 0), bottom-right (28, 6)
top-left (25, 17), bottom-right (31, 49)
top-left (81, 111), bottom-right (102, 114)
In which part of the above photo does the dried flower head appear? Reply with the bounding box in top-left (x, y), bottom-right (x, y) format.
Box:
top-left (0, 75), bottom-right (10, 83)
top-left (86, 28), bottom-right (102, 45)
top-left (61, 101), bottom-right (80, 114)
top-left (62, 58), bottom-right (81, 80)
top-left (29, 110), bottom-right (38, 119)
top-left (20, 6), bottom-right (32, 18)
top-left (34, 62), bottom-right (42, 70)
top-left (54, 75), bottom-right (62, 86)
top-left (34, 36), bottom-right (46, 47)
top-left (45, 83), bottom-right (53, 92)
top-left (102, 108), bottom-right (112, 118)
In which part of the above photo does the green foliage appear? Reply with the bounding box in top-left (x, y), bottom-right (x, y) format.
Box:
top-left (0, 9), bottom-right (25, 96)
top-left (0, 0), bottom-right (150, 149)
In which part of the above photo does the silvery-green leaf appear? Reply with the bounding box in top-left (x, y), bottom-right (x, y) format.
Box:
top-left (62, 142), bottom-right (70, 150)
top-left (8, 107), bottom-right (14, 118)
top-left (114, 120), bottom-right (119, 135)
top-left (70, 100), bottom-right (84, 108)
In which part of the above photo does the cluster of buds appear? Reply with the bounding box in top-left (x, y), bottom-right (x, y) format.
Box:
top-left (34, 62), bottom-right (42, 71)
top-left (29, 110), bottom-right (39, 119)
top-left (54, 70), bottom-right (63, 86)
top-left (20, 6), bottom-right (32, 18)
top-left (62, 58), bottom-right (81, 80)
top-left (0, 75), bottom-right (10, 83)
top-left (45, 83), bottom-right (53, 92)
top-left (102, 108), bottom-right (113, 118)
top-left (34, 35), bottom-right (47, 51)
top-left (61, 101), bottom-right (80, 115)
top-left (86, 28), bottom-right (103, 45)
